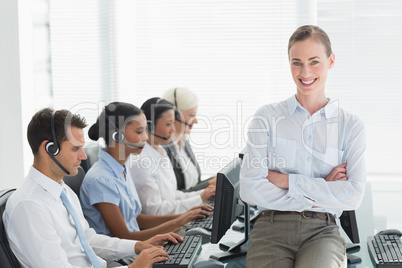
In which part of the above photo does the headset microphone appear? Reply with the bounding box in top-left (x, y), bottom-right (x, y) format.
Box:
top-left (175, 117), bottom-right (193, 127)
top-left (45, 110), bottom-right (71, 175)
top-left (47, 151), bottom-right (71, 175)
top-left (121, 141), bottom-right (144, 148)
top-left (150, 132), bottom-right (168, 140)
top-left (111, 130), bottom-right (144, 148)
top-left (145, 119), bottom-right (168, 140)
top-left (173, 88), bottom-right (193, 128)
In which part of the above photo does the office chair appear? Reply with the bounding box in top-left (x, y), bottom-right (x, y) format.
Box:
top-left (0, 189), bottom-right (21, 268)
top-left (81, 147), bottom-right (100, 173)
top-left (63, 166), bottom-right (85, 198)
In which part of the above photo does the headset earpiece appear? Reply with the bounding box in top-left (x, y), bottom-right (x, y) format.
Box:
top-left (46, 110), bottom-right (70, 175)
top-left (146, 120), bottom-right (155, 134)
top-left (112, 130), bottom-right (125, 143)
top-left (45, 111), bottom-right (60, 156)
top-left (45, 141), bottom-right (59, 156)
top-left (174, 109), bottom-right (181, 120)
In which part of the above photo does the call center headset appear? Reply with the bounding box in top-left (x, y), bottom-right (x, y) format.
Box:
top-left (173, 88), bottom-right (193, 127)
top-left (104, 107), bottom-right (144, 149)
top-left (147, 98), bottom-right (168, 140)
top-left (45, 110), bottom-right (71, 175)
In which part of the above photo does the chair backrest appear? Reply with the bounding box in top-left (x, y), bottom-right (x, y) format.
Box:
top-left (63, 166), bottom-right (85, 198)
top-left (79, 147), bottom-right (100, 173)
top-left (0, 189), bottom-right (21, 268)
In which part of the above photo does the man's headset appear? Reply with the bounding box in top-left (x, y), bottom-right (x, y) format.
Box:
top-left (104, 108), bottom-right (144, 149)
top-left (173, 88), bottom-right (193, 127)
top-left (45, 110), bottom-right (71, 175)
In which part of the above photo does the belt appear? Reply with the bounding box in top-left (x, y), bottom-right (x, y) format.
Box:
top-left (260, 210), bottom-right (335, 223)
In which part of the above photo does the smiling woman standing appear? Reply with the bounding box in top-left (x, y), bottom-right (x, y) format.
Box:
top-left (240, 25), bottom-right (366, 267)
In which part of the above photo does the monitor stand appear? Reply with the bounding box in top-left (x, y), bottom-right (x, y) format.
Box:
top-left (232, 212), bottom-right (259, 232)
top-left (210, 199), bottom-right (250, 261)
top-left (346, 243), bottom-right (361, 264)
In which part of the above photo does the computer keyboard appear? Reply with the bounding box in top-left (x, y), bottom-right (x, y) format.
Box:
top-left (206, 196), bottom-right (215, 206)
top-left (187, 214), bottom-right (213, 230)
top-left (153, 235), bottom-right (202, 267)
top-left (367, 234), bottom-right (402, 267)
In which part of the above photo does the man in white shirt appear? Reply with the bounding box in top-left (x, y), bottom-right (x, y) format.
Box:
top-left (3, 108), bottom-right (181, 268)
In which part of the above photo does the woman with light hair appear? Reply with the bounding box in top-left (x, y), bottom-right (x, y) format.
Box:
top-left (162, 87), bottom-right (216, 192)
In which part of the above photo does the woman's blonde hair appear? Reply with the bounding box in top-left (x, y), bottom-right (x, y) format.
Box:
top-left (163, 87), bottom-right (198, 111)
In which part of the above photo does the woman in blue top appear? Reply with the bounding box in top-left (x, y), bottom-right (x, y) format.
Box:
top-left (80, 102), bottom-right (212, 241)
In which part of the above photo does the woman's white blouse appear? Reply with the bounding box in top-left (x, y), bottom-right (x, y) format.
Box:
top-left (127, 143), bottom-right (203, 215)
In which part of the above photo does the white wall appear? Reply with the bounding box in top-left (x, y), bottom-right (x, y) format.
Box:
top-left (0, 0), bottom-right (34, 189)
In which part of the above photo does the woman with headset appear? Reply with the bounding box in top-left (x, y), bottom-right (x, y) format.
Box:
top-left (127, 98), bottom-right (215, 216)
top-left (162, 87), bottom-right (216, 192)
top-left (79, 102), bottom-right (212, 241)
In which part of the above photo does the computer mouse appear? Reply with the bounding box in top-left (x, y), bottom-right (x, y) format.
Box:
top-left (185, 227), bottom-right (211, 244)
top-left (193, 259), bottom-right (225, 268)
top-left (377, 229), bottom-right (402, 236)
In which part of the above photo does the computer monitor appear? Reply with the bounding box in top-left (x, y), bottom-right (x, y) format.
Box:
top-left (340, 210), bottom-right (360, 244)
top-left (339, 210), bottom-right (362, 264)
top-left (210, 156), bottom-right (250, 261)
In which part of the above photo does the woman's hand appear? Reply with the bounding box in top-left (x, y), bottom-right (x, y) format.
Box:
top-left (266, 170), bottom-right (289, 189)
top-left (128, 246), bottom-right (168, 268)
top-left (208, 176), bottom-right (217, 186)
top-left (325, 163), bottom-right (348, 181)
top-left (176, 205), bottom-right (213, 227)
top-left (200, 185), bottom-right (215, 202)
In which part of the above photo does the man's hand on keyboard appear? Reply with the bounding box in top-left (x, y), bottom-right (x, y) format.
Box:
top-left (176, 205), bottom-right (213, 227)
top-left (128, 246), bottom-right (169, 268)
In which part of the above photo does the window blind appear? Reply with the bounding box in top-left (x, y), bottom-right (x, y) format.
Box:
top-left (114, 0), bottom-right (310, 177)
top-left (317, 0), bottom-right (402, 174)
top-left (46, 0), bottom-right (402, 176)
top-left (49, 0), bottom-right (117, 131)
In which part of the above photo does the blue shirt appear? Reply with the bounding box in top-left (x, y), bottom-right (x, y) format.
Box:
top-left (240, 95), bottom-right (366, 218)
top-left (80, 149), bottom-right (142, 236)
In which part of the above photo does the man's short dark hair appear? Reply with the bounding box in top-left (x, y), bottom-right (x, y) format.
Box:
top-left (27, 108), bottom-right (87, 155)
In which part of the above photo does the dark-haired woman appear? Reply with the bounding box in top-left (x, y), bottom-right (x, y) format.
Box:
top-left (80, 102), bottom-right (212, 242)
top-left (127, 98), bottom-right (215, 216)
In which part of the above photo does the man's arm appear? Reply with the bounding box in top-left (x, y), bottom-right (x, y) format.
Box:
top-left (6, 200), bottom-right (87, 268)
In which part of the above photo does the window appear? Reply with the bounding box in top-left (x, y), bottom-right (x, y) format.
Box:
top-left (43, 0), bottom-right (402, 177)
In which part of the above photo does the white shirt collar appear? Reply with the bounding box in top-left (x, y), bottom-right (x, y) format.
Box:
top-left (286, 94), bottom-right (339, 119)
top-left (29, 166), bottom-right (64, 201)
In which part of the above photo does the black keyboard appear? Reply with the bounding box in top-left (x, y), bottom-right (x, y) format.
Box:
top-left (368, 234), bottom-right (402, 267)
top-left (187, 214), bottom-right (213, 230)
top-left (153, 235), bottom-right (202, 267)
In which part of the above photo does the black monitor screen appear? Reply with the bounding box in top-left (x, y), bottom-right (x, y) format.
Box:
top-left (340, 210), bottom-right (360, 244)
top-left (210, 157), bottom-right (243, 244)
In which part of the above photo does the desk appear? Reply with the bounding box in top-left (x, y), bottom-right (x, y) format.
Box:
top-left (342, 180), bottom-right (402, 267)
top-left (198, 180), bottom-right (402, 267)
